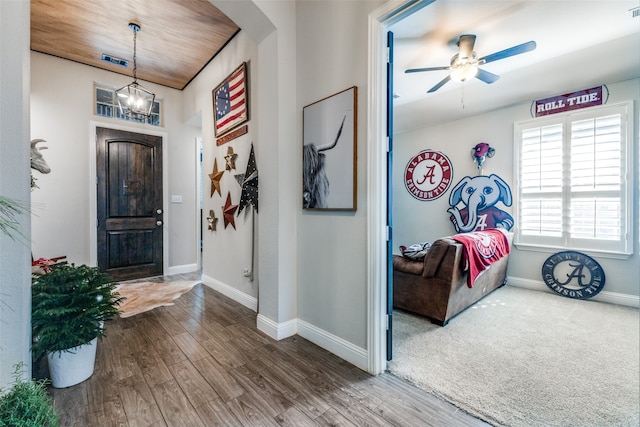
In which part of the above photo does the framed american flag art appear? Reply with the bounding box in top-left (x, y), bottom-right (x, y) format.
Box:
top-left (213, 62), bottom-right (249, 137)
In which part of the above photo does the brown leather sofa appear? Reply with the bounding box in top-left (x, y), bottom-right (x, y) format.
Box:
top-left (392, 233), bottom-right (512, 326)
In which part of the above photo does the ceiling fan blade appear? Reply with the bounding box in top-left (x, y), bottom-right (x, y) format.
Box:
top-left (457, 34), bottom-right (476, 60)
top-left (475, 68), bottom-right (500, 84)
top-left (405, 66), bottom-right (450, 74)
top-left (479, 40), bottom-right (537, 64)
top-left (427, 75), bottom-right (451, 93)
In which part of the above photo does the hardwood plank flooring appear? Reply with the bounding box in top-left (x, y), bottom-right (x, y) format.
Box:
top-left (52, 273), bottom-right (489, 426)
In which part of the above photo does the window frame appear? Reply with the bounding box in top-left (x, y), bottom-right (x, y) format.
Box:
top-left (94, 83), bottom-right (163, 127)
top-left (513, 100), bottom-right (634, 258)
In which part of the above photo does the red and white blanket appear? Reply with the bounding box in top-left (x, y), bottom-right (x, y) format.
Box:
top-left (451, 228), bottom-right (510, 288)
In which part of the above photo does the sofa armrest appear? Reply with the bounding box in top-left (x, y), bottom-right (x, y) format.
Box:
top-left (422, 237), bottom-right (463, 282)
top-left (392, 254), bottom-right (424, 275)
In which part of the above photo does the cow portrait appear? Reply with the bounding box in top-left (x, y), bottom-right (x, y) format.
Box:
top-left (303, 115), bottom-right (345, 209)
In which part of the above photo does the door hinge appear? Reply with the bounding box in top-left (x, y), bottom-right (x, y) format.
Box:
top-left (386, 225), bottom-right (390, 242)
top-left (386, 314), bottom-right (390, 331)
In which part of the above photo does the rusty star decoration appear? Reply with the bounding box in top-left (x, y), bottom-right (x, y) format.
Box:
top-left (224, 146), bottom-right (238, 171)
top-left (206, 210), bottom-right (218, 231)
top-left (222, 191), bottom-right (238, 229)
top-left (234, 143), bottom-right (259, 216)
top-left (208, 158), bottom-right (224, 197)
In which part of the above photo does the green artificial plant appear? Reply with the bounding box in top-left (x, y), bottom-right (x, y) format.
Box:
top-left (0, 363), bottom-right (58, 427)
top-left (31, 264), bottom-right (124, 362)
top-left (0, 195), bottom-right (29, 243)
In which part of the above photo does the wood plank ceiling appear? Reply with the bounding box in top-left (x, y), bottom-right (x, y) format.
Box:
top-left (30, 0), bottom-right (239, 90)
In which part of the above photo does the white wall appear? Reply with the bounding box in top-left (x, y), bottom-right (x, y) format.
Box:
top-left (296, 0), bottom-right (384, 350)
top-left (183, 31), bottom-right (260, 302)
top-left (0, 0), bottom-right (32, 388)
top-left (393, 78), bottom-right (640, 302)
top-left (30, 52), bottom-right (198, 273)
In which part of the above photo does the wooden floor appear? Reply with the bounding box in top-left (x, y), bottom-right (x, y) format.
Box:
top-left (51, 273), bottom-right (488, 426)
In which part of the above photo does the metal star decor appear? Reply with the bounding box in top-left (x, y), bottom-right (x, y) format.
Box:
top-left (206, 209), bottom-right (218, 231)
top-left (222, 191), bottom-right (238, 229)
top-left (208, 158), bottom-right (224, 197)
top-left (234, 143), bottom-right (259, 216)
top-left (224, 146), bottom-right (238, 171)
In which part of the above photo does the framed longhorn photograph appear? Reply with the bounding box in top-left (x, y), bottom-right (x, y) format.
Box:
top-left (302, 86), bottom-right (357, 210)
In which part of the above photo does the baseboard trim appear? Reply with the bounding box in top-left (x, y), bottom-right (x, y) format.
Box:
top-left (256, 314), bottom-right (297, 341)
top-left (201, 274), bottom-right (258, 312)
top-left (297, 320), bottom-right (368, 372)
top-left (198, 276), bottom-right (367, 370)
top-left (165, 263), bottom-right (199, 276)
top-left (508, 276), bottom-right (639, 308)
top-left (255, 315), bottom-right (368, 371)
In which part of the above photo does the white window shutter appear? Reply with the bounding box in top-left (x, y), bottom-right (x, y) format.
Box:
top-left (515, 101), bottom-right (632, 255)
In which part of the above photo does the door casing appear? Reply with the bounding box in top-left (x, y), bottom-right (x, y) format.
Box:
top-left (367, 0), bottom-right (436, 375)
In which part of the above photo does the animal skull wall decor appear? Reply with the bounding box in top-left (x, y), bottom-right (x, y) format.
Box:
top-left (30, 139), bottom-right (51, 174)
top-left (30, 138), bottom-right (51, 190)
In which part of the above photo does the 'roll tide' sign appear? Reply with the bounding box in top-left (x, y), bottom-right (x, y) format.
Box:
top-left (534, 86), bottom-right (605, 117)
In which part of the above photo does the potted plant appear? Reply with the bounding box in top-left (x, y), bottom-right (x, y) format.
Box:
top-left (31, 264), bottom-right (124, 388)
top-left (0, 363), bottom-right (58, 426)
top-left (0, 195), bottom-right (29, 242)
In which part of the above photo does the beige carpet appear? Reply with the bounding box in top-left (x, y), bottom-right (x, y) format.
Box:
top-left (388, 286), bottom-right (640, 427)
top-left (115, 280), bottom-right (200, 318)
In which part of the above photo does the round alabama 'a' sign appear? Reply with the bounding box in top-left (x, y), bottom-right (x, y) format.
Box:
top-left (404, 150), bottom-right (453, 201)
top-left (541, 251), bottom-right (606, 299)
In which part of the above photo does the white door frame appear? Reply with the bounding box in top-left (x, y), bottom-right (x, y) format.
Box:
top-left (196, 136), bottom-right (203, 272)
top-left (367, 0), bottom-right (436, 375)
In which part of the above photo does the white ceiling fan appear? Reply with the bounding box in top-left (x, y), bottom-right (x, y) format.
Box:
top-left (405, 34), bottom-right (537, 93)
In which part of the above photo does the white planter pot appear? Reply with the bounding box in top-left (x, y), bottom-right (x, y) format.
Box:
top-left (47, 337), bottom-right (97, 388)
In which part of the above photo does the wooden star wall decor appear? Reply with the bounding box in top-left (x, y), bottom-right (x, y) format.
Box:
top-left (206, 210), bottom-right (218, 231)
top-left (208, 158), bottom-right (224, 197)
top-left (234, 143), bottom-right (259, 216)
top-left (222, 191), bottom-right (238, 229)
top-left (224, 146), bottom-right (238, 171)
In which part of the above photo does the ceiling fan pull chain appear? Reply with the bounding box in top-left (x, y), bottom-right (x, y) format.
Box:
top-left (461, 84), bottom-right (466, 110)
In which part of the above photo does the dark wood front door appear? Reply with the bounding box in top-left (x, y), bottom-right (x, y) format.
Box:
top-left (96, 127), bottom-right (163, 280)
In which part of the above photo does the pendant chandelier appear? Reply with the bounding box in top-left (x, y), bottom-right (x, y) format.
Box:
top-left (116, 22), bottom-right (155, 119)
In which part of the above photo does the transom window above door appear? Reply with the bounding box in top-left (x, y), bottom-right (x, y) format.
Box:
top-left (94, 85), bottom-right (162, 127)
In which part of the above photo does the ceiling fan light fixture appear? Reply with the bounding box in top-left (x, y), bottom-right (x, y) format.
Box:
top-left (115, 22), bottom-right (155, 119)
top-left (450, 63), bottom-right (478, 82)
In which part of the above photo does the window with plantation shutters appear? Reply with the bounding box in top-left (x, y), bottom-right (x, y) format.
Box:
top-left (515, 101), bottom-right (633, 256)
